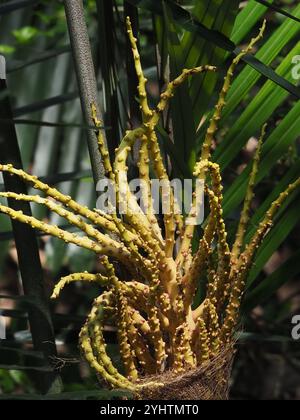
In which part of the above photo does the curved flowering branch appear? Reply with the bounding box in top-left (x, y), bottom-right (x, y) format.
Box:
top-left (177, 20), bottom-right (267, 270)
top-left (231, 124), bottom-right (267, 264)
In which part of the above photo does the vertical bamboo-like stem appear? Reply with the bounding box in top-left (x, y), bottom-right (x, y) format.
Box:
top-left (63, 0), bottom-right (107, 186)
top-left (0, 57), bottom-right (62, 394)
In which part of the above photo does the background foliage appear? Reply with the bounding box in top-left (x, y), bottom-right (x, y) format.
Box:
top-left (0, 0), bottom-right (299, 400)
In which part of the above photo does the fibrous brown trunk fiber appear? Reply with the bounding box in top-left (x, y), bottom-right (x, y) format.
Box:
top-left (136, 346), bottom-right (235, 400)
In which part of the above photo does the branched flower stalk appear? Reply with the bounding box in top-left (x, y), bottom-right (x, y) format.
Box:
top-left (0, 19), bottom-right (299, 396)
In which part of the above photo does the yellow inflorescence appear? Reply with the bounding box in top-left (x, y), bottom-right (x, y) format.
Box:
top-left (0, 17), bottom-right (299, 393)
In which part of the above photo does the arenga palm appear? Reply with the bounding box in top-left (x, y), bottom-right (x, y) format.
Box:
top-left (0, 16), bottom-right (299, 400)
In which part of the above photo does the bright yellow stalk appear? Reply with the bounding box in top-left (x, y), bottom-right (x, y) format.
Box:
top-left (0, 164), bottom-right (138, 244)
top-left (51, 272), bottom-right (109, 299)
top-left (79, 297), bottom-right (136, 390)
top-left (0, 191), bottom-right (132, 263)
top-left (91, 103), bottom-right (115, 181)
top-left (0, 202), bottom-right (108, 255)
top-left (231, 124), bottom-right (266, 263)
top-left (126, 16), bottom-right (153, 123)
top-left (179, 20), bottom-right (267, 265)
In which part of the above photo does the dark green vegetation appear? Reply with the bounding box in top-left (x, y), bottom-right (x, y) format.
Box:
top-left (0, 0), bottom-right (299, 400)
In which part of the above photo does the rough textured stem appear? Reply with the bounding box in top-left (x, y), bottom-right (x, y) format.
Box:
top-left (0, 164), bottom-right (139, 245)
top-left (51, 272), bottom-right (109, 299)
top-left (0, 192), bottom-right (133, 263)
top-left (231, 124), bottom-right (266, 263)
top-left (64, 0), bottom-right (108, 185)
top-left (126, 16), bottom-right (153, 123)
top-left (222, 178), bottom-right (300, 342)
top-left (180, 21), bottom-right (267, 261)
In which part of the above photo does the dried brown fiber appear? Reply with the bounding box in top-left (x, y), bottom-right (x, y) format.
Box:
top-left (136, 346), bottom-right (235, 400)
